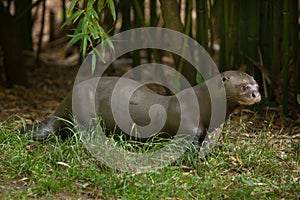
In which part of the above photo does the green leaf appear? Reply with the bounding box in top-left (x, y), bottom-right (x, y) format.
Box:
top-left (73, 10), bottom-right (85, 23)
top-left (67, 33), bottom-right (84, 47)
top-left (64, 0), bottom-right (115, 63)
top-left (97, 0), bottom-right (104, 13)
top-left (82, 36), bottom-right (87, 57)
top-left (74, 19), bottom-right (83, 34)
top-left (100, 42), bottom-right (106, 61)
top-left (94, 47), bottom-right (105, 64)
top-left (107, 0), bottom-right (116, 21)
top-left (196, 73), bottom-right (204, 84)
top-left (297, 94), bottom-right (300, 105)
top-left (63, 10), bottom-right (84, 27)
top-left (87, 0), bottom-right (94, 9)
top-left (101, 32), bottom-right (114, 53)
top-left (240, 173), bottom-right (254, 186)
top-left (91, 51), bottom-right (96, 74)
top-left (68, 0), bottom-right (79, 14)
top-left (171, 76), bottom-right (181, 92)
top-left (90, 7), bottom-right (99, 20)
top-left (106, 38), bottom-right (114, 53)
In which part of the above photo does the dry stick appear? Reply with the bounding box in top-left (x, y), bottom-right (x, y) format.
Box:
top-left (257, 47), bottom-right (268, 98)
top-left (244, 53), bottom-right (270, 84)
top-left (245, 51), bottom-right (271, 99)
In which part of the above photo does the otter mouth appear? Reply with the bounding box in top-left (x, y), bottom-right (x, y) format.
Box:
top-left (238, 95), bottom-right (261, 105)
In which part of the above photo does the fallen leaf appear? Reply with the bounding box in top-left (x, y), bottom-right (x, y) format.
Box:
top-left (57, 162), bottom-right (71, 168)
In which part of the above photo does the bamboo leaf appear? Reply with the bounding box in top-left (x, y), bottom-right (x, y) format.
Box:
top-left (98, 0), bottom-right (104, 13)
top-left (87, 25), bottom-right (99, 39)
top-left (107, 0), bottom-right (116, 21)
top-left (196, 73), bottom-right (204, 84)
top-left (63, 10), bottom-right (84, 26)
top-left (64, 0), bottom-right (116, 65)
top-left (103, 36), bottom-right (114, 53)
top-left (90, 8), bottom-right (99, 20)
top-left (87, 0), bottom-right (94, 9)
top-left (82, 36), bottom-right (87, 57)
top-left (67, 33), bottom-right (84, 47)
top-left (74, 19), bottom-right (83, 34)
top-left (94, 47), bottom-right (105, 64)
top-left (91, 51), bottom-right (96, 74)
top-left (68, 0), bottom-right (79, 14)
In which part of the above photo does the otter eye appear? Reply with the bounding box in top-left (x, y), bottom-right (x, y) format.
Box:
top-left (241, 85), bottom-right (249, 91)
top-left (221, 76), bottom-right (229, 84)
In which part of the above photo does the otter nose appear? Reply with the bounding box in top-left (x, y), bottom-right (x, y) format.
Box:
top-left (251, 91), bottom-right (261, 101)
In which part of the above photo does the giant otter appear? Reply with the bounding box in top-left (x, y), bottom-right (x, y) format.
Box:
top-left (22, 71), bottom-right (261, 145)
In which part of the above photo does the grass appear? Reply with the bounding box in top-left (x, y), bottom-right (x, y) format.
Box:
top-left (0, 112), bottom-right (299, 199)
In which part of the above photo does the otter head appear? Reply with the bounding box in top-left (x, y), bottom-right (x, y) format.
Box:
top-left (221, 71), bottom-right (261, 106)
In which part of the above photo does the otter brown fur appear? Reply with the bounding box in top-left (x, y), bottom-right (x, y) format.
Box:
top-left (22, 71), bottom-right (261, 144)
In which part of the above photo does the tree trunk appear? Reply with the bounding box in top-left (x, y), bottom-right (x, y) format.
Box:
top-left (159, 0), bottom-right (197, 86)
top-left (15, 0), bottom-right (33, 51)
top-left (0, 6), bottom-right (27, 87)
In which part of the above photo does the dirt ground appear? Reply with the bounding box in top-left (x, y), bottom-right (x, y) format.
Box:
top-left (0, 0), bottom-right (76, 124)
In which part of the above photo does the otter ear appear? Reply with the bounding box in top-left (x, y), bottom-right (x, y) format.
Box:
top-left (221, 76), bottom-right (229, 85)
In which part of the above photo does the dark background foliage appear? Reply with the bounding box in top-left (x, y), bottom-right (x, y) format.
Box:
top-left (0, 0), bottom-right (299, 116)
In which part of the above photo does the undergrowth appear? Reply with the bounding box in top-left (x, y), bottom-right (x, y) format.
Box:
top-left (0, 114), bottom-right (299, 199)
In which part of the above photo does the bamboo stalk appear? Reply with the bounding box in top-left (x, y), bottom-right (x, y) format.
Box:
top-left (229, 0), bottom-right (238, 68)
top-left (132, 0), bottom-right (144, 80)
top-left (218, 0), bottom-right (226, 71)
top-left (178, 0), bottom-right (182, 13)
top-left (150, 0), bottom-right (157, 27)
top-left (282, 0), bottom-right (290, 115)
top-left (62, 0), bottom-right (66, 23)
top-left (271, 0), bottom-right (282, 99)
top-left (132, 0), bottom-right (145, 27)
top-left (196, 0), bottom-right (209, 50)
top-left (289, 0), bottom-right (300, 97)
top-left (184, 0), bottom-right (193, 37)
top-left (238, 0), bottom-right (248, 67)
top-left (120, 0), bottom-right (131, 32)
top-left (246, 0), bottom-right (259, 74)
top-left (177, 0), bottom-right (195, 81)
top-left (132, 0), bottom-right (162, 65)
top-left (259, 0), bottom-right (272, 73)
top-left (223, 0), bottom-right (230, 69)
top-left (208, 0), bottom-right (214, 55)
top-left (36, 0), bottom-right (46, 62)
top-left (147, 0), bottom-right (157, 62)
